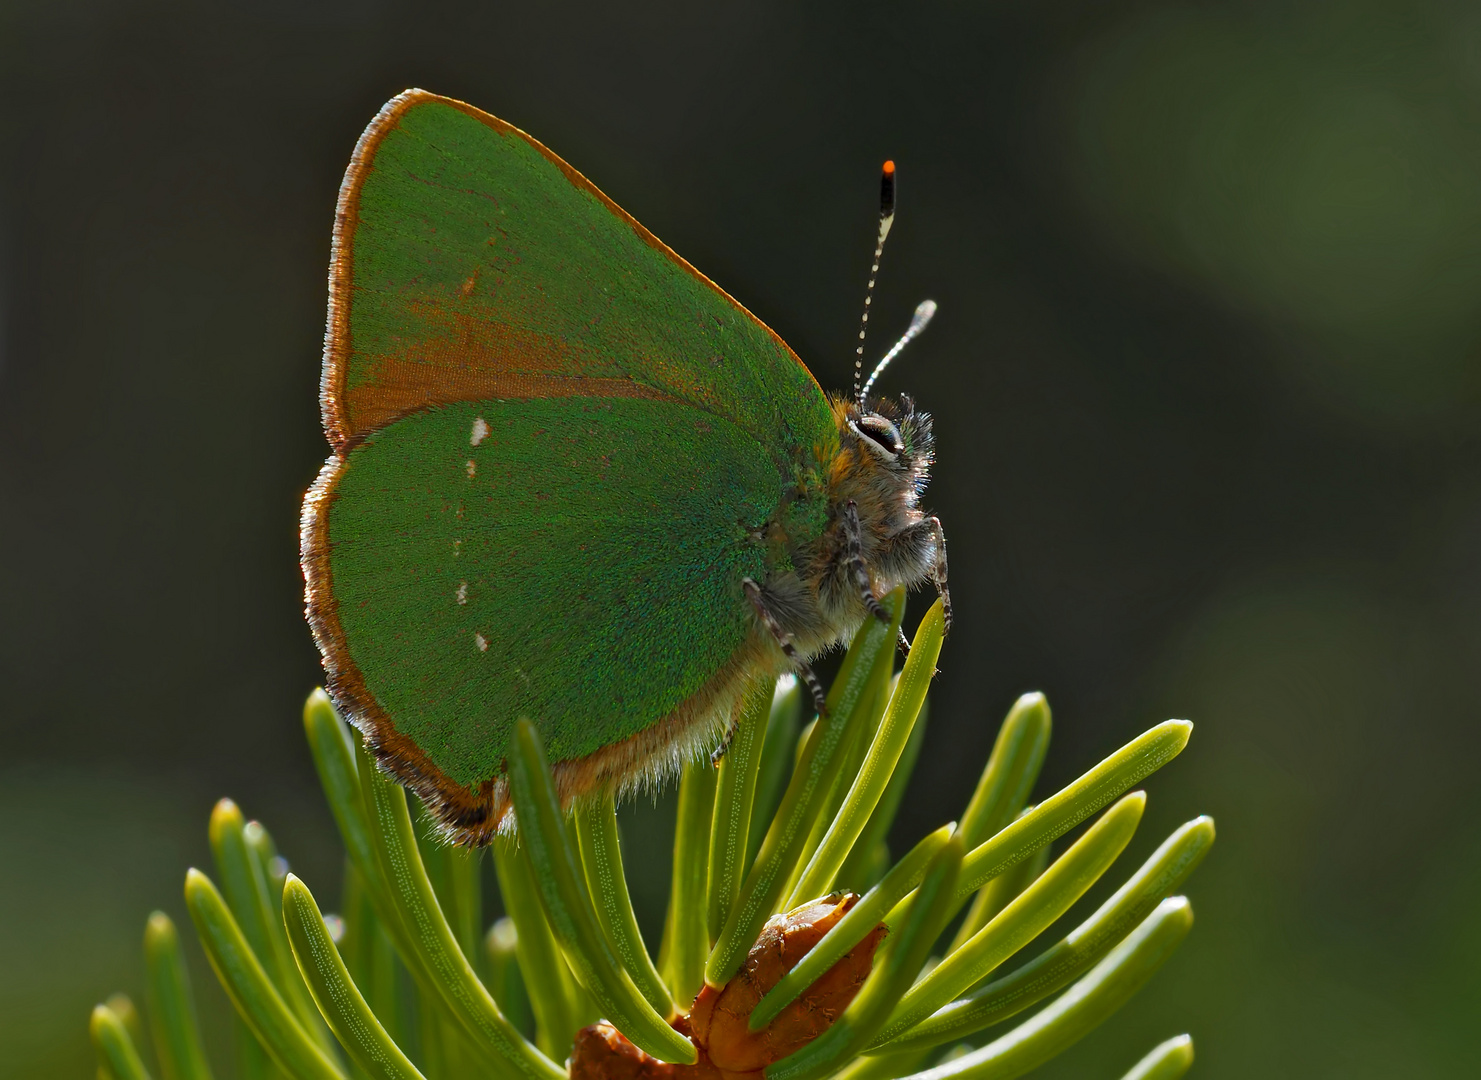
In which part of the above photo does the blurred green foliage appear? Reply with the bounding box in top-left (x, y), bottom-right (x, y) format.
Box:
top-left (1065, 0), bottom-right (1481, 422)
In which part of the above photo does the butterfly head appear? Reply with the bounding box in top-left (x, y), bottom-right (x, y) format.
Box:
top-left (825, 392), bottom-right (936, 540)
top-left (843, 393), bottom-right (934, 498)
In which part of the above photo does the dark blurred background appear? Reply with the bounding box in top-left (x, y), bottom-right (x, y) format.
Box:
top-left (3, 1), bottom-right (1479, 1076)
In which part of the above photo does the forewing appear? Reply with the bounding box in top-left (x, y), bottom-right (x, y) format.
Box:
top-left (325, 89), bottom-right (833, 458)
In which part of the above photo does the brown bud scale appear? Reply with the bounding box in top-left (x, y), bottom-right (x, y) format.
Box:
top-left (568, 894), bottom-right (887, 1080)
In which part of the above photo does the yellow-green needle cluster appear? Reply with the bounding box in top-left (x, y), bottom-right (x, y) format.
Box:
top-left (91, 598), bottom-right (1210, 1080)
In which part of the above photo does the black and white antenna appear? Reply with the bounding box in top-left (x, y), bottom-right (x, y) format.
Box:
top-left (851, 161), bottom-right (897, 403)
top-left (860, 299), bottom-right (938, 402)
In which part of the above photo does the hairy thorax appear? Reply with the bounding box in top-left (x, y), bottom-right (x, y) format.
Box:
top-left (756, 393), bottom-right (946, 660)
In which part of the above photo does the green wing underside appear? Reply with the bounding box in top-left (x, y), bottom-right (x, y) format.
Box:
top-left (344, 97), bottom-right (835, 460)
top-left (328, 398), bottom-right (778, 788)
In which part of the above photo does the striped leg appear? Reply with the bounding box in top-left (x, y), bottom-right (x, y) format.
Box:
top-left (842, 500), bottom-right (891, 625)
top-left (742, 578), bottom-right (828, 718)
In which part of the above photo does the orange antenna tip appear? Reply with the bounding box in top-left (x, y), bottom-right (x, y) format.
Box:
top-left (854, 161), bottom-right (901, 402)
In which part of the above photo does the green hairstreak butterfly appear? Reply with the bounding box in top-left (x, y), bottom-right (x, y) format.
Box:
top-left (301, 90), bottom-right (949, 844)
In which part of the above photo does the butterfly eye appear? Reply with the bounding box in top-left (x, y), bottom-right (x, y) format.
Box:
top-left (853, 414), bottom-right (904, 461)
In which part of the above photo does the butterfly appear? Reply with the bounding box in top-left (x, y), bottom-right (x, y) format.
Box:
top-left (301, 90), bottom-right (948, 844)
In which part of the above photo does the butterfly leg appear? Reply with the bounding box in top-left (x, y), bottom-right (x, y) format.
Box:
top-left (925, 515), bottom-right (952, 633)
top-left (880, 515), bottom-right (952, 653)
top-left (930, 515), bottom-right (953, 631)
top-left (842, 500), bottom-right (891, 625)
top-left (743, 578), bottom-right (828, 718)
top-left (711, 698), bottom-right (743, 766)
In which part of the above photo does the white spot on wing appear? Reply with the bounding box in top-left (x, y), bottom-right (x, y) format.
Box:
top-left (470, 417), bottom-right (489, 446)
top-left (452, 539), bottom-right (462, 557)
top-left (456, 581), bottom-right (468, 605)
top-left (466, 459), bottom-right (477, 478)
top-left (474, 632), bottom-right (488, 652)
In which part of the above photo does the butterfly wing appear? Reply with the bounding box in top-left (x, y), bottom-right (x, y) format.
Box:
top-left (321, 90), bottom-right (831, 456)
top-left (303, 91), bottom-right (833, 837)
